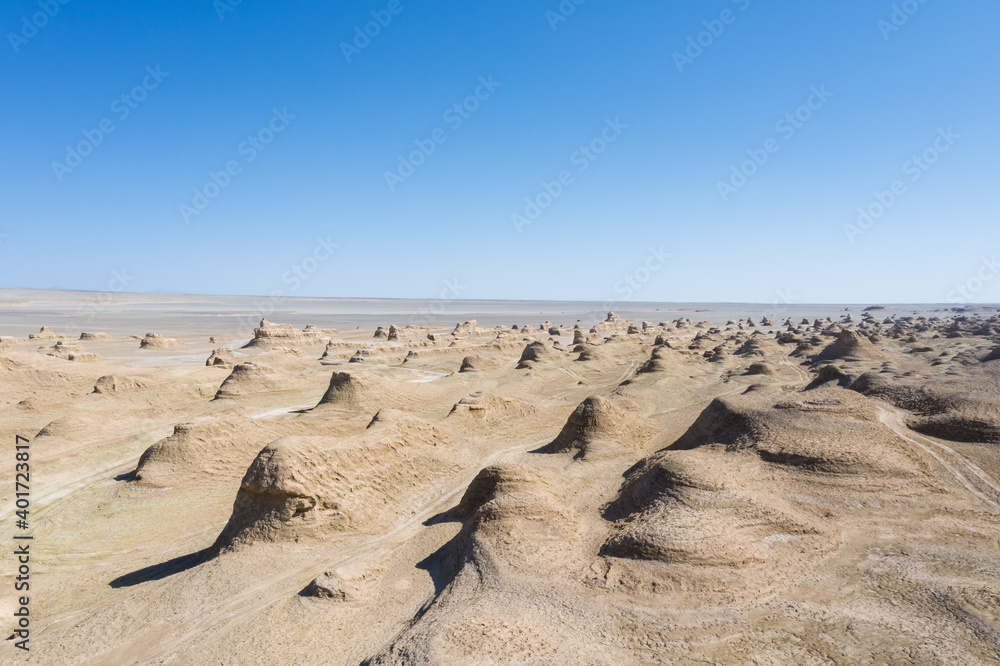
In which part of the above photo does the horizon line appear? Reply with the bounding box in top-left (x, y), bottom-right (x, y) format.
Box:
top-left (1, 287), bottom-right (997, 309)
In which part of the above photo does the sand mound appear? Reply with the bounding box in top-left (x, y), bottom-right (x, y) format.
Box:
top-left (735, 336), bottom-right (778, 357)
top-left (206, 348), bottom-right (236, 367)
top-left (210, 438), bottom-right (336, 550)
top-left (93, 375), bottom-right (146, 394)
top-left (452, 464), bottom-right (549, 518)
top-left (132, 423), bottom-right (201, 484)
top-left (814, 329), bottom-right (885, 362)
top-left (516, 341), bottom-right (555, 368)
top-left (140, 333), bottom-right (181, 349)
top-left (447, 392), bottom-right (535, 422)
top-left (600, 386), bottom-right (935, 574)
top-left (79, 331), bottom-right (111, 340)
top-left (850, 369), bottom-right (1000, 443)
top-left (804, 364), bottom-right (854, 390)
top-left (458, 355), bottom-right (481, 373)
top-left (745, 361), bottom-right (776, 376)
top-left (315, 370), bottom-right (397, 411)
top-left (638, 346), bottom-right (672, 373)
top-left (301, 572), bottom-right (350, 600)
top-left (34, 413), bottom-right (102, 441)
top-left (544, 396), bottom-right (653, 459)
top-left (213, 362), bottom-right (293, 399)
top-left (212, 421), bottom-right (457, 552)
top-left (669, 386), bottom-right (921, 476)
top-left (132, 415), bottom-right (306, 487)
top-left (983, 346), bottom-right (1000, 363)
top-left (574, 343), bottom-right (605, 362)
top-left (602, 449), bottom-right (816, 566)
top-left (365, 463), bottom-right (580, 663)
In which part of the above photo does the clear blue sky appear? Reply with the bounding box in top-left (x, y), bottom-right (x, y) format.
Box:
top-left (1, 0), bottom-right (998, 304)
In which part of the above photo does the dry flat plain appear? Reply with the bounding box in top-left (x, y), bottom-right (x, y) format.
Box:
top-left (1, 291), bottom-right (1000, 665)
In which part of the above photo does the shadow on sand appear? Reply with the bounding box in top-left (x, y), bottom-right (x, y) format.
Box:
top-left (109, 548), bottom-right (211, 588)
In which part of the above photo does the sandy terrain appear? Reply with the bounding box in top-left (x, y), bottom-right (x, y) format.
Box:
top-left (1, 291), bottom-right (999, 664)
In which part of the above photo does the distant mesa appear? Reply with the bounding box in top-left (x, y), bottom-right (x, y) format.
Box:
top-left (46, 341), bottom-right (102, 362)
top-left (243, 318), bottom-right (332, 348)
top-left (140, 333), bottom-right (181, 349)
top-left (29, 326), bottom-right (68, 340)
top-left (451, 320), bottom-right (491, 337)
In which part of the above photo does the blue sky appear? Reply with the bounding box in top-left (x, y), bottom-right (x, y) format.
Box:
top-left (1, 0), bottom-right (998, 304)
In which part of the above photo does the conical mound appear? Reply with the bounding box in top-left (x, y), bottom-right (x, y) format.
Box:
top-left (213, 362), bottom-right (288, 399)
top-left (516, 341), bottom-right (555, 368)
top-left (815, 329), bottom-right (885, 362)
top-left (546, 396), bottom-right (652, 458)
top-left (316, 370), bottom-right (393, 409)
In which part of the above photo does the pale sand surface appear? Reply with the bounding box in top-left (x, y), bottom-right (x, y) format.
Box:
top-left (1, 289), bottom-right (999, 664)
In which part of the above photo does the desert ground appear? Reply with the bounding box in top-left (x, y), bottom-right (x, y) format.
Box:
top-left (1, 290), bottom-right (999, 665)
